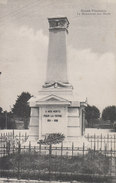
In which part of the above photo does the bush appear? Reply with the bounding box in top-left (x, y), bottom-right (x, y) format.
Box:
top-left (38, 133), bottom-right (65, 145)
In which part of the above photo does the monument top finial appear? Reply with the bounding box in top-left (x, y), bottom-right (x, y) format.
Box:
top-left (48, 17), bottom-right (69, 32)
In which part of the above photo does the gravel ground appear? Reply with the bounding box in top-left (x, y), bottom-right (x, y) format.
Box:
top-left (0, 178), bottom-right (83, 183)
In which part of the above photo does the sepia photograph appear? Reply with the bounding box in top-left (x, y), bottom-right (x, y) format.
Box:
top-left (0, 0), bottom-right (116, 182)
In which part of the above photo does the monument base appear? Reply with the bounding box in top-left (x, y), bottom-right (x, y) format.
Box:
top-left (28, 87), bottom-right (87, 144)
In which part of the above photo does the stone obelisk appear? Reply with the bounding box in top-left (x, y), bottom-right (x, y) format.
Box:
top-left (46, 17), bottom-right (68, 84)
top-left (43, 17), bottom-right (72, 89)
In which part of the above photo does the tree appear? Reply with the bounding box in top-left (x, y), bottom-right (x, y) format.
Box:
top-left (102, 106), bottom-right (116, 124)
top-left (7, 112), bottom-right (16, 129)
top-left (0, 107), bottom-right (3, 113)
top-left (85, 105), bottom-right (100, 127)
top-left (0, 107), bottom-right (16, 129)
top-left (0, 107), bottom-right (5, 129)
top-left (113, 122), bottom-right (116, 132)
top-left (12, 92), bottom-right (31, 129)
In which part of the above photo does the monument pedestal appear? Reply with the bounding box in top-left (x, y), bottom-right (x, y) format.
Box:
top-left (29, 87), bottom-right (87, 143)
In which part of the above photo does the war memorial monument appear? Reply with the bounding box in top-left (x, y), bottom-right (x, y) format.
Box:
top-left (28, 17), bottom-right (87, 144)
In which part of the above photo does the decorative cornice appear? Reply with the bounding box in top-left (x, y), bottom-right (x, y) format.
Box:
top-left (43, 81), bottom-right (73, 89)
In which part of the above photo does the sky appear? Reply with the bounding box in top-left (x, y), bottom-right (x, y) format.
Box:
top-left (0, 0), bottom-right (116, 112)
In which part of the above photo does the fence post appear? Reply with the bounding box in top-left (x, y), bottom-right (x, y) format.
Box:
top-left (18, 141), bottom-right (21, 180)
top-left (94, 134), bottom-right (96, 151)
top-left (1, 133), bottom-right (2, 151)
top-left (114, 135), bottom-right (116, 157)
top-left (83, 143), bottom-right (85, 158)
top-left (13, 129), bottom-right (14, 140)
top-left (25, 133), bottom-right (27, 142)
top-left (61, 142), bottom-right (63, 156)
top-left (19, 132), bottom-right (21, 142)
top-left (39, 143), bottom-right (41, 155)
top-left (107, 134), bottom-right (109, 150)
top-left (72, 142), bottom-right (74, 158)
top-left (49, 144), bottom-right (52, 180)
top-left (114, 135), bottom-right (115, 153)
top-left (6, 140), bottom-right (10, 156)
top-left (97, 135), bottom-right (99, 150)
top-left (3, 144), bottom-right (5, 157)
top-left (94, 140), bottom-right (96, 155)
top-left (111, 136), bottom-right (112, 150)
top-left (90, 135), bottom-right (92, 149)
top-left (104, 144), bottom-right (107, 157)
top-left (60, 142), bottom-right (63, 177)
top-left (101, 134), bottom-right (102, 150)
top-left (29, 141), bottom-right (31, 154)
